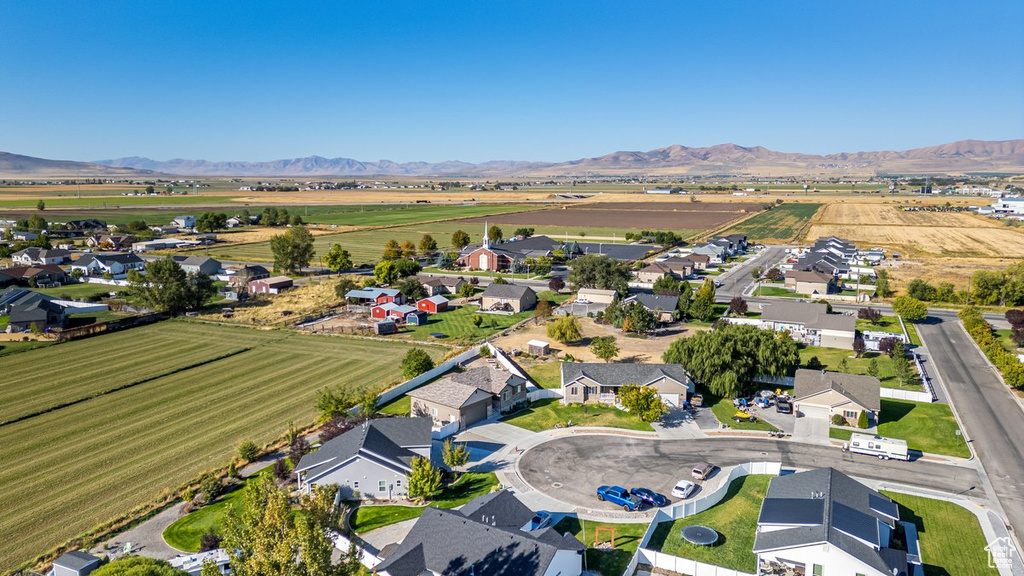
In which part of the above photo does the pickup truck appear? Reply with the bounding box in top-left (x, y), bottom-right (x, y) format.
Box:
top-left (596, 485), bottom-right (641, 511)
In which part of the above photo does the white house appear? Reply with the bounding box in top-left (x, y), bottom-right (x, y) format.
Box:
top-left (992, 198), bottom-right (1024, 216)
top-left (70, 253), bottom-right (145, 276)
top-left (294, 417), bottom-right (433, 500)
top-left (723, 300), bottom-right (857, 349)
top-left (11, 248), bottom-right (72, 266)
top-left (560, 362), bottom-right (693, 407)
top-left (172, 215), bottom-right (197, 229)
top-left (754, 468), bottom-right (920, 576)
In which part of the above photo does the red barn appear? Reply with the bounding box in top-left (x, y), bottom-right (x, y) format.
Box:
top-left (417, 295), bottom-right (449, 314)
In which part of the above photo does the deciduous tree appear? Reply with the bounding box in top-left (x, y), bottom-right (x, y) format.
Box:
top-left (270, 226), bottom-right (315, 274)
top-left (128, 257), bottom-right (216, 313)
top-left (547, 315), bottom-right (582, 343)
top-left (618, 384), bottom-right (667, 422)
top-left (374, 260), bottom-right (399, 285)
top-left (382, 239), bottom-right (402, 260)
top-left (892, 295), bottom-right (927, 322)
top-left (401, 348), bottom-right (435, 379)
top-left (567, 254), bottom-right (631, 295)
top-left (729, 296), bottom-right (748, 316)
top-left (590, 336), bottom-right (619, 362)
top-left (324, 244), bottom-right (353, 273)
top-left (451, 229), bottom-right (471, 250)
top-left (399, 239), bottom-right (417, 259)
top-left (92, 557), bottom-right (187, 576)
top-left (418, 234), bottom-right (438, 255)
top-left (408, 457), bottom-right (442, 501)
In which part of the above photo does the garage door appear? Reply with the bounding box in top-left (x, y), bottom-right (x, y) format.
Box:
top-left (798, 403), bottom-right (830, 419)
top-left (660, 394), bottom-right (680, 407)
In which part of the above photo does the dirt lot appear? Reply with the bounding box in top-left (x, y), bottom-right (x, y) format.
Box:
top-left (198, 277), bottom-right (351, 326)
top-left (461, 201), bottom-right (761, 232)
top-left (492, 316), bottom-right (706, 363)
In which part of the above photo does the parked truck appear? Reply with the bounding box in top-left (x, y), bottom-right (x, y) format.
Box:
top-left (843, 433), bottom-right (910, 461)
top-left (596, 485), bottom-right (642, 511)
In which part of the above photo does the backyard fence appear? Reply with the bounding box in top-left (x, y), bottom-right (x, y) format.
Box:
top-left (880, 387), bottom-right (934, 403)
top-left (331, 532), bottom-right (382, 569)
top-left (374, 342), bottom-right (520, 408)
top-left (528, 388), bottom-right (563, 401)
top-left (431, 420), bottom-right (461, 439)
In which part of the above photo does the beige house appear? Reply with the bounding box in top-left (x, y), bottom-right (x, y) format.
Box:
top-left (794, 369), bottom-right (880, 425)
top-left (561, 362), bottom-right (693, 407)
top-left (480, 283), bottom-right (537, 313)
top-left (409, 365), bottom-right (530, 430)
top-left (785, 269), bottom-right (836, 295)
top-left (635, 262), bottom-right (672, 284)
top-left (753, 301), bottom-right (857, 349)
top-left (576, 288), bottom-right (617, 305)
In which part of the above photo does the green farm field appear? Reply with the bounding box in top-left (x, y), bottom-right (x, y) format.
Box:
top-left (0, 321), bottom-right (444, 570)
top-left (721, 202), bottom-right (822, 242)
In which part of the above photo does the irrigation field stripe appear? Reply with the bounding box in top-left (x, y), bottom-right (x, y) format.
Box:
top-left (0, 324), bottom-right (442, 569)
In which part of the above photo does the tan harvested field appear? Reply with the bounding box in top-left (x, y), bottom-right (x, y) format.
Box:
top-left (805, 203), bottom-right (1024, 258)
top-left (231, 189), bottom-right (556, 204)
top-left (882, 257), bottom-right (1020, 291)
top-left (461, 201), bottom-right (762, 231)
top-left (201, 277), bottom-right (355, 326)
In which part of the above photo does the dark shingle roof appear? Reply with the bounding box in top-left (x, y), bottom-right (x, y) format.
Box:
top-left (753, 468), bottom-right (907, 576)
top-left (295, 417), bottom-right (431, 480)
top-left (377, 498), bottom-right (582, 576)
top-left (794, 369), bottom-right (881, 412)
top-left (561, 362), bottom-right (691, 389)
top-left (459, 489), bottom-right (536, 530)
top-left (759, 301), bottom-right (855, 332)
top-left (481, 283), bottom-right (535, 300)
top-left (624, 292), bottom-right (679, 312)
top-left (576, 242), bottom-right (659, 262)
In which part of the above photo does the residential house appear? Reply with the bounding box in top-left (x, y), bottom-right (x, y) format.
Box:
top-left (172, 215), bottom-right (197, 229)
top-left (0, 265), bottom-right (68, 287)
top-left (229, 264), bottom-right (270, 287)
top-left (171, 255), bottom-right (221, 275)
top-left (449, 365), bottom-right (529, 414)
top-left (376, 490), bottom-right (585, 576)
top-left (690, 243), bottom-right (726, 264)
top-left (417, 295), bottom-right (449, 314)
top-left (12, 231), bottom-right (38, 242)
top-left (687, 253), bottom-right (710, 270)
top-left (560, 362), bottom-right (693, 407)
top-left (635, 261), bottom-right (673, 284)
top-left (754, 468), bottom-right (917, 576)
top-left (408, 379), bottom-right (494, 430)
top-left (658, 256), bottom-right (695, 278)
top-left (70, 253), bottom-right (145, 276)
top-left (722, 233), bottom-right (749, 252)
top-left (345, 287), bottom-right (404, 306)
top-left (794, 369), bottom-right (881, 425)
top-left (753, 301), bottom-right (857, 349)
top-left (61, 219), bottom-right (106, 233)
top-left (785, 269), bottom-right (836, 296)
top-left (225, 216), bottom-right (245, 228)
top-left (480, 283), bottom-right (537, 313)
top-left (419, 275), bottom-right (466, 296)
top-left (294, 417), bottom-right (433, 500)
top-left (372, 302), bottom-right (417, 320)
top-left (131, 238), bottom-right (199, 252)
top-left (6, 294), bottom-right (67, 332)
top-left (86, 234), bottom-right (135, 251)
top-left (11, 248), bottom-right (72, 266)
top-left (49, 550), bottom-right (101, 576)
top-left (623, 292), bottom-right (679, 323)
top-left (149, 225), bottom-right (180, 235)
top-left (248, 276), bottom-right (294, 294)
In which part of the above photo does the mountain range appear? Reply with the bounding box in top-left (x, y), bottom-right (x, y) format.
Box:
top-left (2, 140), bottom-right (1022, 178)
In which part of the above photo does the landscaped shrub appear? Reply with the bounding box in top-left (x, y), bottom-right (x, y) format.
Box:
top-left (857, 410), bottom-right (869, 429)
top-left (831, 414), bottom-right (846, 426)
top-left (200, 474), bottom-right (223, 505)
top-left (237, 440), bottom-right (259, 461)
top-left (199, 529), bottom-right (222, 552)
top-left (959, 307), bottom-right (1024, 389)
top-left (807, 356), bottom-right (823, 370)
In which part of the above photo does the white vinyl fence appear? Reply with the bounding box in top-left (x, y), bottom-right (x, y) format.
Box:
top-left (375, 343), bottom-right (521, 408)
top-left (880, 387), bottom-right (934, 403)
top-left (625, 462), bottom-right (782, 576)
top-left (332, 532), bottom-right (382, 569)
top-left (528, 388), bottom-right (563, 402)
top-left (431, 420), bottom-right (460, 440)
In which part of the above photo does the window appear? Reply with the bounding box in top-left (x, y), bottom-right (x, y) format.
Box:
top-left (432, 407), bottom-right (438, 416)
top-left (354, 482), bottom-right (359, 489)
top-left (844, 410), bottom-right (857, 419)
top-left (570, 387), bottom-right (578, 395)
top-left (503, 390), bottom-right (510, 401)
top-left (396, 479), bottom-right (401, 486)
top-left (379, 480), bottom-right (387, 492)
top-left (812, 564), bottom-right (823, 576)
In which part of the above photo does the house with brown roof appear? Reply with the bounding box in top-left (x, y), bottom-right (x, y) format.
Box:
top-left (0, 265), bottom-right (67, 287)
top-left (686, 253), bottom-right (710, 270)
top-left (408, 365), bottom-right (529, 430)
top-left (794, 369), bottom-right (881, 426)
top-left (635, 261), bottom-right (673, 284)
top-left (86, 234), bottom-right (135, 251)
top-left (248, 276), bottom-right (293, 294)
top-left (785, 269), bottom-right (837, 295)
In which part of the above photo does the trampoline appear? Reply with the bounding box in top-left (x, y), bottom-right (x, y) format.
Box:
top-left (681, 525), bottom-right (719, 546)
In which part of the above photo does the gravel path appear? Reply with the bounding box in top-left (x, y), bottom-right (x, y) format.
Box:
top-left (91, 504), bottom-right (187, 560)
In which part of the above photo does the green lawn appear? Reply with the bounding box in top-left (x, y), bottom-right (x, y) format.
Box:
top-left (799, 345), bottom-right (922, 391)
top-left (857, 315), bottom-right (921, 346)
top-left (37, 282), bottom-right (122, 301)
top-left (500, 398), bottom-right (653, 432)
top-left (349, 472), bottom-right (498, 533)
top-left (646, 475), bottom-right (770, 573)
top-left (882, 491), bottom-right (997, 576)
top-left (996, 329), bottom-right (1020, 354)
top-left (554, 517), bottom-right (649, 576)
top-left (829, 399), bottom-right (969, 458)
top-left (751, 285), bottom-right (800, 297)
top-left (527, 361), bottom-right (563, 389)
top-left (705, 393), bottom-right (778, 431)
top-left (162, 468), bottom-right (273, 552)
top-left (378, 395), bottom-right (411, 416)
top-left (720, 203), bottom-right (822, 242)
top-left (396, 291), bottom-right (569, 344)
top-left (0, 339), bottom-right (52, 357)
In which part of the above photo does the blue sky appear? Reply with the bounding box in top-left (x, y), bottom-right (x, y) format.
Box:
top-left (1, 1), bottom-right (1022, 163)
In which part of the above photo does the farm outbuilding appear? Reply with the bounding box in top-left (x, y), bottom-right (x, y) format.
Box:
top-left (374, 320), bottom-right (397, 335)
top-left (527, 340), bottom-right (550, 356)
top-left (248, 276), bottom-right (294, 295)
top-left (406, 310), bottom-right (430, 325)
top-left (417, 295), bottom-right (449, 314)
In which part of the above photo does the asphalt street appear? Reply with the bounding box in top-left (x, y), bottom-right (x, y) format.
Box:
top-left (716, 244), bottom-right (789, 298)
top-left (917, 317), bottom-right (1024, 536)
top-left (518, 435), bottom-right (983, 511)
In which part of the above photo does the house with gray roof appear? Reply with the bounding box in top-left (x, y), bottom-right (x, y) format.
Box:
top-left (561, 362), bottom-right (693, 407)
top-left (70, 253), bottom-right (145, 277)
top-left (376, 490), bottom-right (585, 576)
top-left (12, 247), bottom-right (72, 266)
top-left (480, 283), bottom-right (537, 313)
top-left (754, 467), bottom-right (918, 576)
top-left (409, 365), bottom-right (530, 431)
top-left (732, 300), bottom-right (857, 349)
top-left (49, 550), bottom-right (101, 576)
top-left (0, 287), bottom-right (67, 333)
top-left (171, 255), bottom-right (221, 276)
top-left (794, 369), bottom-right (881, 425)
top-left (623, 292), bottom-right (680, 323)
top-left (294, 417), bottom-right (433, 500)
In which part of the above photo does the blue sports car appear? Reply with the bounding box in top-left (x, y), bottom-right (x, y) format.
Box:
top-left (630, 487), bottom-right (668, 507)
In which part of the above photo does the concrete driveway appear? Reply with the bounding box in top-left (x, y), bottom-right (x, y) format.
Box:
top-left (792, 414), bottom-right (829, 443)
top-left (517, 435), bottom-right (985, 511)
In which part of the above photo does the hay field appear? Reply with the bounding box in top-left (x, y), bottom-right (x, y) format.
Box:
top-left (721, 203), bottom-right (822, 242)
top-left (805, 203), bottom-right (1024, 258)
top-left (0, 321), bottom-right (443, 570)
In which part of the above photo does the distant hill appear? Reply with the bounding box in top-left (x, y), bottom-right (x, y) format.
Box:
top-left (0, 152), bottom-right (157, 178)
top-left (7, 139), bottom-right (1023, 178)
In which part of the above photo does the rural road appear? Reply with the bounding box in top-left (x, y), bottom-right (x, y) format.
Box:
top-left (916, 316), bottom-right (1024, 538)
top-left (518, 435), bottom-right (984, 511)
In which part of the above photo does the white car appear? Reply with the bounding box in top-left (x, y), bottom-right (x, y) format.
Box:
top-left (671, 480), bottom-right (697, 499)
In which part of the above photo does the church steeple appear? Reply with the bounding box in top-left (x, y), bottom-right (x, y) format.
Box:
top-left (483, 221), bottom-right (490, 249)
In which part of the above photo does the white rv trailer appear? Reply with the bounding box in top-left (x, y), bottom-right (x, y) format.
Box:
top-left (843, 433), bottom-right (910, 461)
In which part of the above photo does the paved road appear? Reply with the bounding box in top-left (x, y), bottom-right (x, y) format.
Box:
top-left (717, 245), bottom-right (789, 298)
top-left (518, 435), bottom-right (983, 511)
top-left (917, 316), bottom-right (1024, 536)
